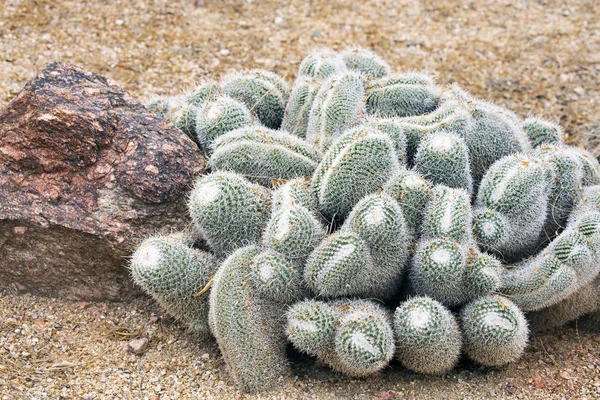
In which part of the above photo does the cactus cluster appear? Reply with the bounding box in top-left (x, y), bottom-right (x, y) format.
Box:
top-left (135, 47), bottom-right (600, 393)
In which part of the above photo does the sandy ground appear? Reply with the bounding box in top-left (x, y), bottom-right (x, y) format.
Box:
top-left (1, 291), bottom-right (599, 399)
top-left (1, 0), bottom-right (600, 398)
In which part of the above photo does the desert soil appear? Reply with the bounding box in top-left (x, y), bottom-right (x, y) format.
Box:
top-left (1, 0), bottom-right (600, 399)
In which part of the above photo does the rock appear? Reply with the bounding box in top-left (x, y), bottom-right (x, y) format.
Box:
top-left (127, 338), bottom-right (149, 355)
top-left (0, 62), bottom-right (207, 301)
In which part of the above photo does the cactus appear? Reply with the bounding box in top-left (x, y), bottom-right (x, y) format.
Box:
top-left (304, 232), bottom-right (370, 297)
top-left (250, 248), bottom-right (303, 303)
top-left (210, 127), bottom-right (322, 183)
top-left (473, 154), bottom-right (552, 261)
top-left (287, 299), bottom-right (395, 377)
top-left (305, 192), bottom-right (410, 299)
top-left (460, 295), bottom-right (529, 367)
top-left (396, 100), bottom-right (475, 163)
top-left (365, 73), bottom-right (439, 118)
top-left (383, 168), bottom-right (433, 236)
top-left (287, 299), bottom-right (338, 353)
top-left (312, 126), bottom-right (400, 221)
top-left (194, 96), bottom-right (252, 151)
top-left (186, 80), bottom-right (221, 106)
top-left (332, 301), bottom-right (395, 377)
top-left (263, 200), bottom-right (326, 262)
top-left (534, 145), bottom-right (584, 240)
top-left (464, 251), bottom-right (504, 300)
top-left (411, 238), bottom-right (469, 305)
top-left (306, 71), bottom-right (366, 151)
top-left (131, 48), bottom-right (600, 391)
top-left (500, 185), bottom-right (600, 311)
top-left (130, 234), bottom-right (217, 336)
top-left (410, 186), bottom-right (472, 305)
top-left (282, 77), bottom-right (320, 138)
top-left (411, 186), bottom-right (502, 305)
top-left (393, 297), bottom-right (462, 374)
top-left (421, 186), bottom-right (472, 242)
top-left (341, 47), bottom-right (391, 78)
top-left (414, 131), bottom-right (473, 193)
top-left (571, 147), bottom-right (600, 186)
top-left (188, 172), bottom-right (271, 258)
top-left (222, 69), bottom-right (290, 129)
top-left (146, 95), bottom-right (199, 141)
top-left (271, 177), bottom-right (319, 213)
top-left (587, 119), bottom-right (600, 159)
top-left (362, 117), bottom-right (408, 164)
top-left (527, 275), bottom-right (600, 331)
top-left (441, 84), bottom-right (531, 184)
top-left (209, 246), bottom-right (290, 393)
top-left (298, 49), bottom-right (347, 80)
top-left (522, 118), bottom-right (564, 148)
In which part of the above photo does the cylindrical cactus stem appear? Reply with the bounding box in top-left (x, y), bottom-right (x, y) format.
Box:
top-left (474, 154), bottom-right (553, 261)
top-left (298, 49), bottom-right (348, 80)
top-left (460, 295), bottom-right (529, 367)
top-left (311, 126), bottom-right (400, 221)
top-left (306, 71), bottom-right (366, 151)
top-left (414, 131), bottom-right (473, 193)
top-left (526, 275), bottom-right (600, 331)
top-left (187, 172), bottom-right (271, 258)
top-left (393, 296), bottom-right (462, 374)
top-left (533, 145), bottom-right (584, 240)
top-left (304, 232), bottom-right (371, 297)
top-left (441, 84), bottom-right (531, 185)
top-left (365, 73), bottom-right (439, 118)
top-left (185, 80), bottom-right (221, 106)
top-left (410, 238), bottom-right (469, 305)
top-left (341, 47), bottom-right (391, 78)
top-left (570, 147), bottom-right (600, 186)
top-left (209, 246), bottom-right (290, 393)
top-left (146, 95), bottom-right (199, 141)
top-left (221, 69), bottom-right (290, 129)
top-left (383, 168), bottom-right (433, 237)
top-left (361, 117), bottom-right (408, 165)
top-left (522, 118), bottom-right (564, 148)
top-left (287, 299), bottom-right (338, 354)
top-left (398, 102), bottom-right (475, 164)
top-left (271, 177), bottom-right (319, 214)
top-left (464, 250), bottom-right (504, 299)
top-left (421, 185), bottom-right (473, 242)
top-left (282, 77), bottom-right (321, 138)
top-left (287, 299), bottom-right (395, 377)
top-left (263, 202), bottom-right (326, 262)
top-left (500, 187), bottom-right (600, 311)
top-left (250, 248), bottom-right (303, 304)
top-left (331, 300), bottom-right (395, 377)
top-left (341, 192), bottom-right (411, 297)
top-left (194, 96), bottom-right (252, 151)
top-left (210, 126), bottom-right (322, 183)
top-left (130, 234), bottom-right (218, 336)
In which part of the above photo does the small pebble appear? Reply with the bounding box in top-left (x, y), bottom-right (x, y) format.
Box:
top-left (127, 338), bottom-right (149, 355)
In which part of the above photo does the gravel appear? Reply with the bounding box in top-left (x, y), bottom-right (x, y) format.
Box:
top-left (1, 291), bottom-right (599, 399)
top-left (1, 0), bottom-right (600, 398)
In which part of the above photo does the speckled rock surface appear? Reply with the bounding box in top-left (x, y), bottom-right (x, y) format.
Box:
top-left (0, 62), bottom-right (207, 301)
